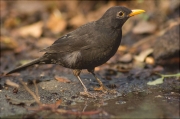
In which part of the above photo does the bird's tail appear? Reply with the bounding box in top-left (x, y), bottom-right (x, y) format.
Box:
top-left (6, 58), bottom-right (40, 75)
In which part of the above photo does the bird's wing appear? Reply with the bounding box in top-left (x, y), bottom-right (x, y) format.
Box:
top-left (41, 22), bottom-right (101, 53)
top-left (40, 34), bottom-right (92, 53)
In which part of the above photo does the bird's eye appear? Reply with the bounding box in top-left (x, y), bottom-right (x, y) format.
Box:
top-left (117, 11), bottom-right (124, 18)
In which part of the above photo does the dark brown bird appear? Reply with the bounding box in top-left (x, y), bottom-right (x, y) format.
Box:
top-left (6, 6), bottom-right (145, 97)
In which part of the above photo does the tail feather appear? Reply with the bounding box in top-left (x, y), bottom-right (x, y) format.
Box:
top-left (6, 58), bottom-right (40, 75)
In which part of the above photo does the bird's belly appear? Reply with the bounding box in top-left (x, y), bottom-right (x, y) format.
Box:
top-left (62, 40), bottom-right (120, 69)
top-left (71, 46), bottom-right (118, 69)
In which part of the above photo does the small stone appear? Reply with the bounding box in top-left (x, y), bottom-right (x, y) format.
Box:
top-left (155, 95), bottom-right (162, 98)
top-left (76, 99), bottom-right (84, 103)
top-left (117, 93), bottom-right (122, 97)
top-left (103, 102), bottom-right (108, 106)
top-left (115, 100), bottom-right (126, 104)
top-left (71, 102), bottom-right (77, 105)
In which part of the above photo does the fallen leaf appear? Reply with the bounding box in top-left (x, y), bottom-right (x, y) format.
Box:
top-left (17, 21), bottom-right (43, 38)
top-left (118, 45), bottom-right (128, 52)
top-left (46, 9), bottom-right (67, 34)
top-left (133, 60), bottom-right (145, 69)
top-left (4, 17), bottom-right (20, 28)
top-left (152, 66), bottom-right (164, 72)
top-left (0, 36), bottom-right (18, 50)
top-left (54, 75), bottom-right (71, 83)
top-left (147, 77), bottom-right (164, 85)
top-left (69, 13), bottom-right (86, 27)
top-left (36, 37), bottom-right (54, 49)
top-left (155, 95), bottom-right (162, 98)
top-left (134, 48), bottom-right (154, 62)
top-left (119, 53), bottom-right (133, 63)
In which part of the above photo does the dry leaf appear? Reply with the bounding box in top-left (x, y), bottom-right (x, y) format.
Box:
top-left (69, 13), bottom-right (86, 27)
top-left (152, 66), bottom-right (164, 72)
top-left (134, 48), bottom-right (154, 62)
top-left (54, 75), bottom-right (71, 83)
top-left (118, 46), bottom-right (128, 52)
top-left (36, 37), bottom-right (54, 49)
top-left (147, 77), bottom-right (164, 85)
top-left (4, 17), bottom-right (20, 28)
top-left (17, 21), bottom-right (43, 38)
top-left (47, 9), bottom-right (67, 34)
top-left (0, 36), bottom-right (18, 50)
top-left (119, 53), bottom-right (133, 63)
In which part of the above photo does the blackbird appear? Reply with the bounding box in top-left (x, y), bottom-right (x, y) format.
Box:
top-left (7, 6), bottom-right (145, 96)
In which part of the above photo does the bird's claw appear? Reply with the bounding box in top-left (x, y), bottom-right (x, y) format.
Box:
top-left (94, 85), bottom-right (117, 94)
top-left (80, 90), bottom-right (97, 98)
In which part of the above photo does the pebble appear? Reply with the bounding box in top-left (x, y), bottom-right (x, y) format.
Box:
top-left (115, 100), bottom-right (126, 104)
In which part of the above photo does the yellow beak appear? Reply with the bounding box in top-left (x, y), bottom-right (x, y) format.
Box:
top-left (128, 9), bottom-right (145, 17)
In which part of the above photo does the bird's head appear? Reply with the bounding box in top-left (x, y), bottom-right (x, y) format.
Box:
top-left (98, 6), bottom-right (145, 29)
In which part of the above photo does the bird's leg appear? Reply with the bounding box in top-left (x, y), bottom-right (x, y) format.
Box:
top-left (88, 69), bottom-right (116, 94)
top-left (73, 69), bottom-right (88, 92)
top-left (73, 69), bottom-right (95, 98)
top-left (88, 69), bottom-right (109, 93)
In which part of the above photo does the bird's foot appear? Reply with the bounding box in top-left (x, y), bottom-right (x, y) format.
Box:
top-left (94, 85), bottom-right (117, 94)
top-left (80, 89), bottom-right (97, 98)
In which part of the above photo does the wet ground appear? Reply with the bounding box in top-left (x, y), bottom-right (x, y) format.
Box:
top-left (1, 66), bottom-right (179, 118)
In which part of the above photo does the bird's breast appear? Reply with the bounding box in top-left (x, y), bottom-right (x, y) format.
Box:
top-left (76, 33), bottom-right (121, 69)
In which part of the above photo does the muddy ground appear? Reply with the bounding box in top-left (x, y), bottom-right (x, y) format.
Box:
top-left (0, 0), bottom-right (180, 119)
top-left (0, 68), bottom-right (179, 118)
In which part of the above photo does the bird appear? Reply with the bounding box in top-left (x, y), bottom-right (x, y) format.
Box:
top-left (6, 6), bottom-right (145, 97)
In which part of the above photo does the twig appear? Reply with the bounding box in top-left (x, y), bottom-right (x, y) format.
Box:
top-left (33, 80), bottom-right (40, 100)
top-left (18, 78), bottom-right (42, 105)
top-left (18, 79), bottom-right (103, 118)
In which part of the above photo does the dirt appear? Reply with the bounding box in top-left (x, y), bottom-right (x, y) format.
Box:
top-left (1, 67), bottom-right (179, 118)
